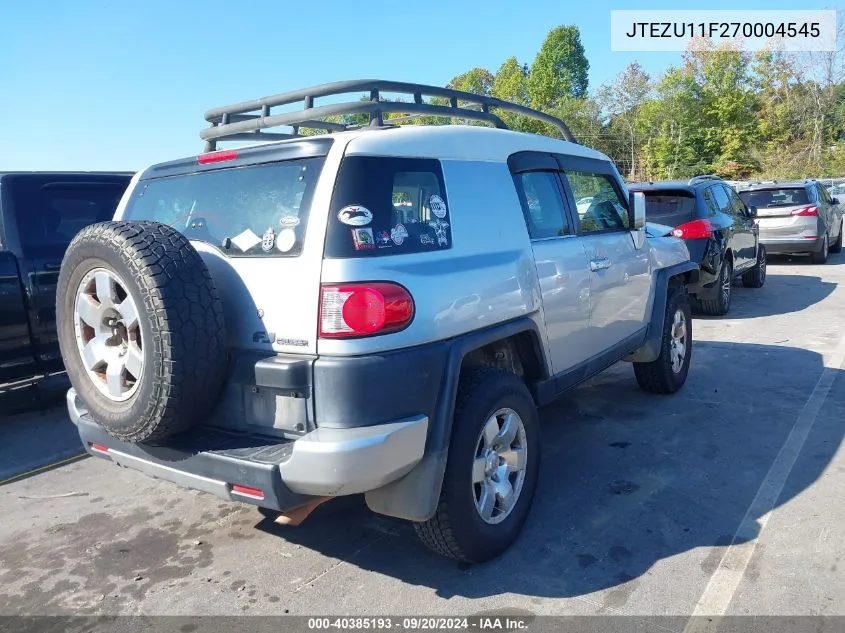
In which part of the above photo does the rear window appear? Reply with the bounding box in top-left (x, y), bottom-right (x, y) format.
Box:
top-left (324, 156), bottom-right (452, 258)
top-left (738, 188), bottom-right (810, 208)
top-left (7, 176), bottom-right (130, 255)
top-left (640, 190), bottom-right (697, 226)
top-left (124, 158), bottom-right (325, 257)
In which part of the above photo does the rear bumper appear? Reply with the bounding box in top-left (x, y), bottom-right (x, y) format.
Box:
top-left (67, 388), bottom-right (428, 509)
top-left (760, 236), bottom-right (824, 254)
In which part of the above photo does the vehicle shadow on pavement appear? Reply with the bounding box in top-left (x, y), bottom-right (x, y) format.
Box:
top-left (698, 273), bottom-right (836, 320)
top-left (255, 340), bottom-right (844, 601)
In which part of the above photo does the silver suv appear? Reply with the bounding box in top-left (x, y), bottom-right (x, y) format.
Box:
top-left (56, 80), bottom-right (698, 563)
top-left (737, 180), bottom-right (844, 263)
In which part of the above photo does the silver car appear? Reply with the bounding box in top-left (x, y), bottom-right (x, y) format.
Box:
top-left (737, 180), bottom-right (844, 263)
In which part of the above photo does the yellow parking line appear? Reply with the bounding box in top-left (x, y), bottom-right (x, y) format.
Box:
top-left (0, 453), bottom-right (89, 486)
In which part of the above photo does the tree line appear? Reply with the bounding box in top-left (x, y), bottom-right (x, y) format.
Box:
top-left (439, 25), bottom-right (845, 182)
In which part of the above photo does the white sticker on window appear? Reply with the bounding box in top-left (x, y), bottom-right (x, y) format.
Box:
top-left (276, 228), bottom-right (296, 253)
top-left (338, 205), bottom-right (373, 226)
top-left (230, 229), bottom-right (262, 252)
top-left (430, 195), bottom-right (448, 219)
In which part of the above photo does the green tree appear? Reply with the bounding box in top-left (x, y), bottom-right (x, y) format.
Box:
top-left (596, 62), bottom-right (652, 178)
top-left (527, 25), bottom-right (589, 108)
top-left (447, 67), bottom-right (495, 96)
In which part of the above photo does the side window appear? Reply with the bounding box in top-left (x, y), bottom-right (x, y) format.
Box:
top-left (710, 185), bottom-right (733, 214)
top-left (818, 185), bottom-right (832, 205)
top-left (727, 187), bottom-right (749, 217)
top-left (325, 156), bottom-right (452, 258)
top-left (702, 188), bottom-right (719, 216)
top-left (564, 171), bottom-right (630, 234)
top-left (512, 171), bottom-right (570, 239)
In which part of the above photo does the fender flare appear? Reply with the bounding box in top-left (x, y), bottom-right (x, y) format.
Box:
top-left (364, 316), bottom-right (549, 522)
top-left (624, 261), bottom-right (699, 364)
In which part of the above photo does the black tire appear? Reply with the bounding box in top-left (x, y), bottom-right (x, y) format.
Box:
top-left (633, 287), bottom-right (692, 394)
top-left (741, 245), bottom-right (767, 288)
top-left (830, 224), bottom-right (843, 254)
top-left (56, 221), bottom-right (228, 443)
top-left (810, 235), bottom-right (829, 264)
top-left (414, 367), bottom-right (540, 563)
top-left (698, 257), bottom-right (732, 316)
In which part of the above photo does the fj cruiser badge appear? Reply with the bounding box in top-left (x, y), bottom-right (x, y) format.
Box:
top-left (338, 205), bottom-right (373, 226)
top-left (430, 195), bottom-right (448, 219)
top-left (261, 227), bottom-right (276, 252)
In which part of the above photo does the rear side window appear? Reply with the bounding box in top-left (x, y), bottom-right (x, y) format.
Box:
top-left (710, 185), bottom-right (733, 213)
top-left (325, 156), bottom-right (452, 258)
top-left (124, 158), bottom-right (324, 258)
top-left (640, 191), bottom-right (697, 226)
top-left (8, 176), bottom-right (129, 255)
top-left (738, 188), bottom-right (810, 208)
top-left (512, 171), bottom-right (571, 239)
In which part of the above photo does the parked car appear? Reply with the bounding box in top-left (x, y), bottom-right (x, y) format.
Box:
top-left (0, 172), bottom-right (133, 384)
top-left (628, 175), bottom-right (765, 317)
top-left (57, 80), bottom-right (698, 564)
top-left (736, 180), bottom-right (844, 263)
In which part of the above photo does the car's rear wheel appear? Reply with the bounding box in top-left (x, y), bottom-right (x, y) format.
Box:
top-left (57, 221), bottom-right (229, 443)
top-left (810, 235), bottom-right (829, 264)
top-left (742, 245), bottom-right (767, 288)
top-left (414, 367), bottom-right (540, 563)
top-left (634, 287), bottom-right (692, 394)
top-left (698, 258), bottom-right (732, 316)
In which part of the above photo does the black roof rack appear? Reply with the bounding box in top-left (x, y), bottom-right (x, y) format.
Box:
top-left (688, 174), bottom-right (722, 185)
top-left (200, 79), bottom-right (577, 152)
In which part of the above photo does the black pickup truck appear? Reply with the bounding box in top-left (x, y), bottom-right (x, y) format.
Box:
top-left (0, 172), bottom-right (133, 385)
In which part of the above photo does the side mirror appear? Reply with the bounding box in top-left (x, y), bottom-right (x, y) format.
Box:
top-left (747, 205), bottom-right (758, 217)
top-left (629, 191), bottom-right (646, 230)
top-left (832, 197), bottom-right (840, 205)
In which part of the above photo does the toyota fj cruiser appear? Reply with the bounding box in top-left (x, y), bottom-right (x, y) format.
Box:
top-left (57, 80), bottom-right (698, 563)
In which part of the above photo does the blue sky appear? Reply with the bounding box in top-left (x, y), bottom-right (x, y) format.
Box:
top-left (0, 0), bottom-right (836, 171)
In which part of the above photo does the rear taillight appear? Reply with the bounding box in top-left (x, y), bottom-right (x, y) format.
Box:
top-left (792, 206), bottom-right (818, 216)
top-left (319, 282), bottom-right (414, 338)
top-left (671, 219), bottom-right (713, 239)
top-left (197, 149), bottom-right (238, 164)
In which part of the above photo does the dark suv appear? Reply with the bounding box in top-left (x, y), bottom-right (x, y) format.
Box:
top-left (629, 175), bottom-right (764, 316)
top-left (736, 180), bottom-right (844, 264)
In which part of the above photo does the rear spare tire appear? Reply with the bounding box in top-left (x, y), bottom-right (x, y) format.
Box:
top-left (56, 221), bottom-right (228, 443)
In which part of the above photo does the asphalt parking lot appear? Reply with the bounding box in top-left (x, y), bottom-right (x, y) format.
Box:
top-left (1, 252), bottom-right (843, 618)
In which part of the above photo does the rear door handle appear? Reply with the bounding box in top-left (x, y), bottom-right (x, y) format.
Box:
top-left (590, 258), bottom-right (612, 271)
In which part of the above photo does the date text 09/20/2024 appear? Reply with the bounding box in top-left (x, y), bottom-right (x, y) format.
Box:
top-left (307, 617), bottom-right (529, 631)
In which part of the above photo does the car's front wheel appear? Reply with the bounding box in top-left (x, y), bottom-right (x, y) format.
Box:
top-left (633, 287), bottom-right (692, 394)
top-left (414, 367), bottom-right (540, 563)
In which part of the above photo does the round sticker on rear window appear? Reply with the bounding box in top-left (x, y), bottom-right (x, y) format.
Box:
top-left (337, 205), bottom-right (373, 226)
top-left (430, 195), bottom-right (447, 219)
top-left (276, 228), bottom-right (296, 253)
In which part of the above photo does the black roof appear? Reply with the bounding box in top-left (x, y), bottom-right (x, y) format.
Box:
top-left (628, 174), bottom-right (725, 192)
top-left (0, 171), bottom-right (134, 179)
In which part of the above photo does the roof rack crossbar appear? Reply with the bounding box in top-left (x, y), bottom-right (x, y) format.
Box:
top-left (200, 79), bottom-right (577, 151)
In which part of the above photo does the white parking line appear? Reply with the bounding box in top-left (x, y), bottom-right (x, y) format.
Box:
top-left (683, 332), bottom-right (845, 631)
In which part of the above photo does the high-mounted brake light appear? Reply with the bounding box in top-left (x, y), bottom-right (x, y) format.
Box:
top-left (197, 149), bottom-right (239, 165)
top-left (671, 219), bottom-right (713, 239)
top-left (792, 206), bottom-right (818, 216)
top-left (319, 282), bottom-right (414, 339)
